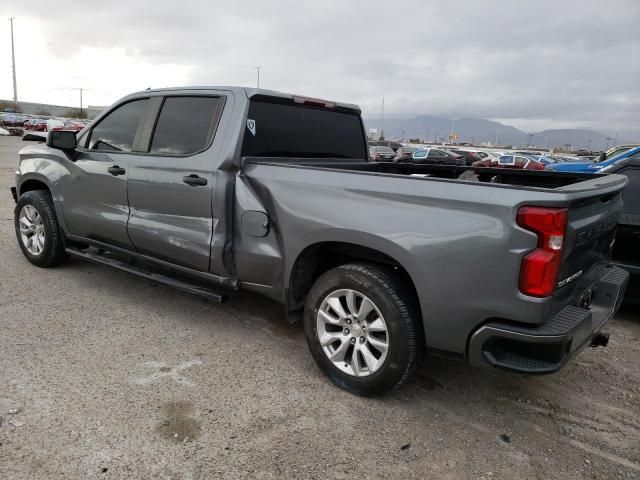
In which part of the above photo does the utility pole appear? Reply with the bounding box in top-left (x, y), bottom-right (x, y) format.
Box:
top-left (9, 17), bottom-right (17, 102)
top-left (79, 88), bottom-right (83, 118)
top-left (255, 66), bottom-right (260, 88)
top-left (380, 97), bottom-right (385, 140)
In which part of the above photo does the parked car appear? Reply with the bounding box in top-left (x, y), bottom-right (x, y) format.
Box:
top-left (449, 149), bottom-right (483, 166)
top-left (410, 148), bottom-right (465, 165)
top-left (29, 119), bottom-right (49, 131)
top-left (605, 155), bottom-right (640, 303)
top-left (546, 147), bottom-right (640, 173)
top-left (371, 140), bottom-right (403, 152)
top-left (0, 113), bottom-right (26, 127)
top-left (472, 155), bottom-right (545, 170)
top-left (50, 121), bottom-right (85, 133)
top-left (598, 144), bottom-right (640, 163)
top-left (369, 145), bottom-right (396, 161)
top-left (393, 146), bottom-right (419, 162)
top-left (11, 86), bottom-right (628, 396)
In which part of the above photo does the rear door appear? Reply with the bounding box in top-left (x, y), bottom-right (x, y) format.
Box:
top-left (63, 98), bottom-right (150, 248)
top-left (126, 95), bottom-right (226, 271)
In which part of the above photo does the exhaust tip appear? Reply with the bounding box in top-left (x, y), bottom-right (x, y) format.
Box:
top-left (590, 331), bottom-right (609, 348)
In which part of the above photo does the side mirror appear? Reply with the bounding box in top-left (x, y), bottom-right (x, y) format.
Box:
top-left (47, 130), bottom-right (77, 151)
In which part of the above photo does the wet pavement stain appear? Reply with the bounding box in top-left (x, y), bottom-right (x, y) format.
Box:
top-left (158, 366), bottom-right (172, 373)
top-left (156, 400), bottom-right (201, 442)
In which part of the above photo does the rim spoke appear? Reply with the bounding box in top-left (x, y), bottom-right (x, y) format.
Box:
top-left (367, 317), bottom-right (386, 332)
top-left (368, 336), bottom-right (389, 355)
top-left (318, 309), bottom-right (342, 326)
top-left (326, 297), bottom-right (348, 320)
top-left (351, 349), bottom-right (362, 376)
top-left (345, 290), bottom-right (358, 316)
top-left (19, 216), bottom-right (31, 228)
top-left (329, 338), bottom-right (350, 363)
top-left (359, 344), bottom-right (378, 372)
top-left (358, 298), bottom-right (375, 320)
top-left (319, 331), bottom-right (344, 347)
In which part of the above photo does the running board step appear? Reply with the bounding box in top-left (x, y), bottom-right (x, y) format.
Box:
top-left (65, 247), bottom-right (228, 303)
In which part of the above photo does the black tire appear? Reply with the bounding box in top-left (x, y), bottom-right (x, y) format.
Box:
top-left (303, 263), bottom-right (424, 396)
top-left (14, 190), bottom-right (68, 267)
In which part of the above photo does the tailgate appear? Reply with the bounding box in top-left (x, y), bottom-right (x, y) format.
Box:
top-left (559, 190), bottom-right (621, 287)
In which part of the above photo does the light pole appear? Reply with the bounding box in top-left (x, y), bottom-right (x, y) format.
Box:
top-left (9, 17), bottom-right (17, 102)
top-left (255, 66), bottom-right (260, 88)
top-left (380, 97), bottom-right (385, 140)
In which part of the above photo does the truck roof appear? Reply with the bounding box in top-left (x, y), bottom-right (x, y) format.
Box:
top-left (123, 86), bottom-right (361, 114)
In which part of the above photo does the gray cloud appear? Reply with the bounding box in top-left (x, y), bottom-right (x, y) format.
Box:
top-left (8, 0), bottom-right (640, 137)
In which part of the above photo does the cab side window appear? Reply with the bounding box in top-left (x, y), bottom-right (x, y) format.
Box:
top-left (88, 99), bottom-right (149, 152)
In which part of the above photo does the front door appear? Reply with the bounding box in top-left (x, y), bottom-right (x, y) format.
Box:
top-left (126, 95), bottom-right (225, 272)
top-left (63, 98), bottom-right (150, 249)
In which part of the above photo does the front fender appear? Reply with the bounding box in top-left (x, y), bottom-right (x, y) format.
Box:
top-left (17, 145), bottom-right (74, 232)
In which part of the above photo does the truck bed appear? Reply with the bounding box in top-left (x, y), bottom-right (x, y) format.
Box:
top-left (245, 158), bottom-right (624, 191)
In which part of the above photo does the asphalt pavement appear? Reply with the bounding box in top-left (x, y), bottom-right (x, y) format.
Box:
top-left (0, 135), bottom-right (639, 479)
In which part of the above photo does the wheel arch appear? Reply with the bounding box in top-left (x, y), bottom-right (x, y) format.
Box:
top-left (286, 239), bottom-right (422, 326)
top-left (19, 176), bottom-right (51, 196)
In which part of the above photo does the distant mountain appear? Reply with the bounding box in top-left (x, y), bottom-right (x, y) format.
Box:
top-left (363, 116), bottom-right (631, 150)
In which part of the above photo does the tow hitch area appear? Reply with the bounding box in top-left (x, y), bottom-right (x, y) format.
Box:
top-left (590, 331), bottom-right (610, 348)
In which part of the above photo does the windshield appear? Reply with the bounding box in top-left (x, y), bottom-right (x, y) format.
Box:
top-left (241, 100), bottom-right (367, 159)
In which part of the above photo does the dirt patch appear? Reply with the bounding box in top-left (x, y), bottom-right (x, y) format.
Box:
top-left (155, 401), bottom-right (201, 443)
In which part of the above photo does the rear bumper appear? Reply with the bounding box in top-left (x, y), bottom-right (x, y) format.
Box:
top-left (468, 265), bottom-right (629, 374)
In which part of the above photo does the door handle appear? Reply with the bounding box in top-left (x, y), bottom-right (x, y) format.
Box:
top-left (183, 174), bottom-right (208, 186)
top-left (108, 165), bottom-right (126, 176)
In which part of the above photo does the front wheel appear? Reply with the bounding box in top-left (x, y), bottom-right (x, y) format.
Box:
top-left (14, 190), bottom-right (68, 267)
top-left (303, 263), bottom-right (424, 396)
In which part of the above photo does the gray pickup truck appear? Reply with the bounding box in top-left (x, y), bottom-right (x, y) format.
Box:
top-left (11, 87), bottom-right (629, 396)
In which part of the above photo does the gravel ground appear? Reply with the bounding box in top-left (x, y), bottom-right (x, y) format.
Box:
top-left (0, 135), bottom-right (639, 479)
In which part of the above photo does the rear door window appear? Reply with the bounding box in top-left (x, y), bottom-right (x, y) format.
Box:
top-left (88, 99), bottom-right (149, 152)
top-left (149, 96), bottom-right (223, 155)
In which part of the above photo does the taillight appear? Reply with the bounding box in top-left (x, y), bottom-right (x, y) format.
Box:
top-left (516, 206), bottom-right (568, 297)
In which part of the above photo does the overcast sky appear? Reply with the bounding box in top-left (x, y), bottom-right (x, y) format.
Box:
top-left (1, 0), bottom-right (639, 137)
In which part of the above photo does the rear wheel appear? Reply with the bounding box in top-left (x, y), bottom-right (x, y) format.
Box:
top-left (14, 190), bottom-right (68, 267)
top-left (303, 263), bottom-right (423, 396)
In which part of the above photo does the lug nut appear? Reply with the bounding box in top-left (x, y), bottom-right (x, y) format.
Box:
top-left (343, 328), bottom-right (350, 335)
top-left (350, 338), bottom-right (356, 344)
top-left (346, 319), bottom-right (352, 325)
top-left (359, 337), bottom-right (365, 343)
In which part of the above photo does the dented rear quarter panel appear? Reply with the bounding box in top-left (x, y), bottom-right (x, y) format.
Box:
top-left (239, 161), bottom-right (627, 353)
